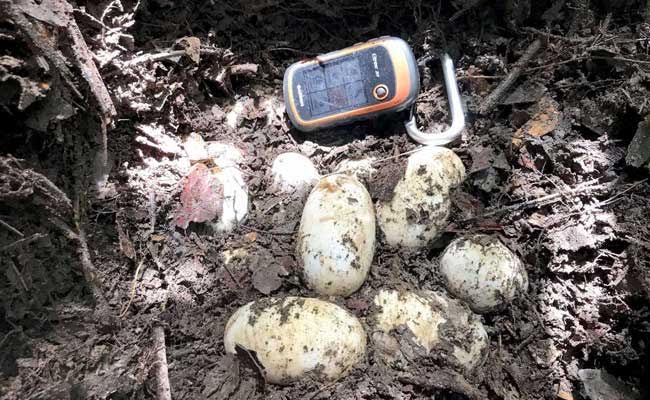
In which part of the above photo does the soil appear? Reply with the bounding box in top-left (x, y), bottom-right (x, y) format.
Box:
top-left (2, 1), bottom-right (650, 399)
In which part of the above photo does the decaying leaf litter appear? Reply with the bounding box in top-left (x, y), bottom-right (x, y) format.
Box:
top-left (2, 0), bottom-right (650, 399)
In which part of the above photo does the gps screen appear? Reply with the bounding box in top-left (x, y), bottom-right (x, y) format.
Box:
top-left (301, 57), bottom-right (368, 116)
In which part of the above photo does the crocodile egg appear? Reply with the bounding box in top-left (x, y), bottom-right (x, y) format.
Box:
top-left (297, 174), bottom-right (375, 296)
top-left (224, 297), bottom-right (367, 384)
top-left (371, 289), bottom-right (488, 370)
top-left (439, 235), bottom-right (529, 313)
top-left (376, 146), bottom-right (465, 248)
top-left (270, 152), bottom-right (320, 196)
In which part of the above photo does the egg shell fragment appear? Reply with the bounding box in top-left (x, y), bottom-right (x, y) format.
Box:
top-left (376, 146), bottom-right (466, 248)
top-left (223, 297), bottom-right (367, 384)
top-left (270, 152), bottom-right (320, 196)
top-left (372, 289), bottom-right (488, 370)
top-left (439, 234), bottom-right (529, 313)
top-left (334, 158), bottom-right (377, 184)
top-left (183, 132), bottom-right (208, 162)
top-left (210, 165), bottom-right (248, 233)
top-left (297, 174), bottom-right (375, 296)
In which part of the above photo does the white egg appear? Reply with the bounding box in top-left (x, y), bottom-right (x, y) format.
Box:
top-left (376, 146), bottom-right (466, 248)
top-left (297, 174), bottom-right (375, 296)
top-left (334, 158), bottom-right (377, 184)
top-left (223, 297), bottom-right (367, 384)
top-left (371, 289), bottom-right (488, 370)
top-left (270, 152), bottom-right (320, 196)
top-left (439, 235), bottom-right (529, 313)
top-left (210, 165), bottom-right (248, 233)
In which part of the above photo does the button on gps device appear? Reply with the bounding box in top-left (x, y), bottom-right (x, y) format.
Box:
top-left (373, 84), bottom-right (389, 100)
top-left (283, 36), bottom-right (419, 132)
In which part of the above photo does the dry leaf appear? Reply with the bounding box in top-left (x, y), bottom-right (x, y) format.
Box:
top-left (251, 263), bottom-right (288, 295)
top-left (244, 232), bottom-right (257, 242)
top-left (150, 234), bottom-right (166, 242)
top-left (176, 36), bottom-right (201, 64)
top-left (174, 163), bottom-right (224, 229)
top-left (513, 96), bottom-right (560, 147)
top-left (116, 218), bottom-right (135, 260)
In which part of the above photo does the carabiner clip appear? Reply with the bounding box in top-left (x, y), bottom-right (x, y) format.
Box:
top-left (405, 54), bottom-right (465, 146)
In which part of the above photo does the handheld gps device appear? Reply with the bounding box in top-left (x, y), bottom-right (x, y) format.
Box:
top-left (283, 37), bottom-right (466, 146)
top-left (283, 36), bottom-right (419, 132)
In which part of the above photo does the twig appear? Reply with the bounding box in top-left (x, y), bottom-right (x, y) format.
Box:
top-left (120, 258), bottom-right (145, 318)
top-left (449, 0), bottom-right (487, 22)
top-left (242, 225), bottom-right (294, 236)
top-left (0, 219), bottom-right (24, 237)
top-left (524, 55), bottom-right (587, 73)
top-left (76, 221), bottom-right (109, 308)
top-left (479, 39), bottom-right (543, 114)
top-left (153, 326), bottom-right (172, 400)
top-left (458, 74), bottom-right (505, 80)
top-left (591, 55), bottom-right (650, 66)
top-left (522, 27), bottom-right (592, 43)
top-left (372, 146), bottom-right (424, 165)
top-left (623, 234), bottom-right (650, 250)
top-left (8, 260), bottom-right (29, 292)
top-left (64, 1), bottom-right (116, 119)
top-left (123, 48), bottom-right (221, 67)
top-left (514, 332), bottom-right (536, 353)
top-left (598, 178), bottom-right (648, 207)
top-left (0, 233), bottom-right (47, 252)
top-left (148, 190), bottom-right (157, 235)
top-left (476, 178), bottom-right (607, 219)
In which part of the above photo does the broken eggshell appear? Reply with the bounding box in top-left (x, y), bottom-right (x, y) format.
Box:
top-left (183, 132), bottom-right (209, 163)
top-left (376, 146), bottom-right (466, 248)
top-left (223, 297), bottom-right (367, 384)
top-left (269, 152), bottom-right (320, 196)
top-left (297, 174), bottom-right (375, 296)
top-left (371, 289), bottom-right (488, 370)
top-left (439, 234), bottom-right (529, 313)
top-left (210, 165), bottom-right (248, 233)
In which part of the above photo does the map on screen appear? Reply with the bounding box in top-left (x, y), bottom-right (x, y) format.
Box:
top-left (302, 57), bottom-right (369, 117)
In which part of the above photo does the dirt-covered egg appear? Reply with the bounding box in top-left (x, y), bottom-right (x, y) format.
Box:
top-left (376, 146), bottom-right (466, 248)
top-left (371, 289), bottom-right (488, 370)
top-left (297, 174), bottom-right (375, 296)
top-left (439, 235), bottom-right (529, 313)
top-left (223, 297), bottom-right (367, 384)
top-left (270, 152), bottom-right (320, 196)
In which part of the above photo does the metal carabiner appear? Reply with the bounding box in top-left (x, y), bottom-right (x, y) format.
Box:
top-left (404, 54), bottom-right (465, 146)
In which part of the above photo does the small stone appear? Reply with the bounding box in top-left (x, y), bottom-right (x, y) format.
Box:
top-left (626, 116), bottom-right (650, 168)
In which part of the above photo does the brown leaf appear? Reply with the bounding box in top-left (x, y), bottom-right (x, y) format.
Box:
top-left (176, 36), bottom-right (201, 64)
top-left (513, 96), bottom-right (561, 148)
top-left (116, 217), bottom-right (135, 260)
top-left (174, 163), bottom-right (224, 229)
top-left (451, 190), bottom-right (484, 219)
top-left (251, 263), bottom-right (288, 295)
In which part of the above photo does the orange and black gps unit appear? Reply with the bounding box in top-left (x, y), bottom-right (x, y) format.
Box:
top-left (283, 36), bottom-right (420, 132)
